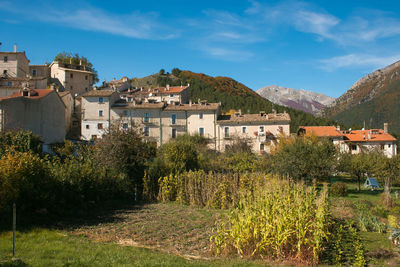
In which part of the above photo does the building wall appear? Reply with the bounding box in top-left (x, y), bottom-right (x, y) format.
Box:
top-left (342, 141), bottom-right (397, 158)
top-left (50, 62), bottom-right (93, 96)
top-left (29, 65), bottom-right (49, 78)
top-left (59, 92), bottom-right (74, 134)
top-left (0, 92), bottom-right (66, 144)
top-left (0, 88), bottom-right (20, 98)
top-left (0, 53), bottom-right (29, 78)
top-left (81, 120), bottom-right (109, 140)
top-left (217, 122), bottom-right (290, 153)
top-left (161, 110), bottom-right (187, 143)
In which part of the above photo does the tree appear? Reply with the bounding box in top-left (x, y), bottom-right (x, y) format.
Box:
top-left (159, 69), bottom-right (165, 75)
top-left (54, 52), bottom-right (99, 83)
top-left (92, 123), bottom-right (156, 200)
top-left (374, 154), bottom-right (400, 199)
top-left (339, 153), bottom-right (375, 191)
top-left (0, 130), bottom-right (42, 156)
top-left (171, 68), bottom-right (181, 77)
top-left (271, 135), bottom-right (337, 182)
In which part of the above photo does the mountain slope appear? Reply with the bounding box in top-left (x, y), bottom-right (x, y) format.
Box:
top-left (257, 85), bottom-right (335, 115)
top-left (323, 60), bottom-right (400, 133)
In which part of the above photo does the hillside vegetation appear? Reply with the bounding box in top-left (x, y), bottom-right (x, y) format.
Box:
top-left (133, 69), bottom-right (339, 132)
top-left (323, 60), bottom-right (400, 134)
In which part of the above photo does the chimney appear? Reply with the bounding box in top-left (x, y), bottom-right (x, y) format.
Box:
top-left (368, 130), bottom-right (371, 140)
top-left (384, 123), bottom-right (388, 134)
top-left (79, 59), bottom-right (82, 65)
top-left (69, 58), bottom-right (72, 64)
top-left (336, 125), bottom-right (340, 131)
top-left (13, 44), bottom-right (17, 52)
top-left (166, 84), bottom-right (170, 91)
top-left (189, 99), bottom-right (192, 106)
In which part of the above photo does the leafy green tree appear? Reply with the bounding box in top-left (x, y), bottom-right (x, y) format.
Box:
top-left (272, 135), bottom-right (337, 182)
top-left (171, 68), bottom-right (181, 77)
top-left (374, 154), bottom-right (400, 196)
top-left (54, 52), bottom-right (99, 83)
top-left (0, 130), bottom-right (42, 156)
top-left (159, 69), bottom-right (165, 75)
top-left (339, 153), bottom-right (375, 191)
top-left (92, 123), bottom-right (156, 200)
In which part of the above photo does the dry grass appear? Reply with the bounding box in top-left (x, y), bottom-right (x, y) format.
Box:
top-left (71, 202), bottom-right (224, 259)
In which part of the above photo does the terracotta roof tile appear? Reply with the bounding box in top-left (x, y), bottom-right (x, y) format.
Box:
top-left (343, 129), bottom-right (396, 142)
top-left (0, 89), bottom-right (53, 100)
top-left (299, 126), bottom-right (343, 137)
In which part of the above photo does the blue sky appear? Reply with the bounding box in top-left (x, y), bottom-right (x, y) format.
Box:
top-left (1, 0), bottom-right (400, 97)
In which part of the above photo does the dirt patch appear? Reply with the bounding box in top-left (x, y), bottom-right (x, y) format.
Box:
top-left (71, 203), bottom-right (224, 258)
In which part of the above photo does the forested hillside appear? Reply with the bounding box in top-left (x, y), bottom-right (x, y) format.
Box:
top-left (133, 69), bottom-right (341, 132)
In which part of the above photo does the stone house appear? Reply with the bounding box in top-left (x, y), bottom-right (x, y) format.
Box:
top-left (0, 88), bottom-right (66, 145)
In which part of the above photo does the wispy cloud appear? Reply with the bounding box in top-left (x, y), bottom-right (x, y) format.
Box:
top-left (319, 54), bottom-right (400, 71)
top-left (0, 1), bottom-right (178, 40)
top-left (201, 46), bottom-right (254, 61)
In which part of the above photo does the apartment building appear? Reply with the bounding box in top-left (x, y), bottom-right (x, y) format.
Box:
top-left (0, 44), bottom-right (30, 78)
top-left (0, 88), bottom-right (66, 145)
top-left (128, 85), bottom-right (190, 104)
top-left (81, 90), bottom-right (290, 153)
top-left (49, 61), bottom-right (94, 96)
top-left (298, 124), bottom-right (397, 158)
top-left (217, 110), bottom-right (291, 153)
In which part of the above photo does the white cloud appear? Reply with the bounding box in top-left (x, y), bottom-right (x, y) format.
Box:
top-left (293, 10), bottom-right (339, 39)
top-left (202, 47), bottom-right (254, 61)
top-left (319, 54), bottom-right (400, 71)
top-left (0, 1), bottom-right (178, 40)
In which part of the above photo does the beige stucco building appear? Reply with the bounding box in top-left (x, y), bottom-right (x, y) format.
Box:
top-left (0, 45), bottom-right (30, 78)
top-left (81, 90), bottom-right (290, 153)
top-left (0, 88), bottom-right (66, 145)
top-left (49, 61), bottom-right (94, 96)
top-left (298, 124), bottom-right (397, 158)
top-left (217, 111), bottom-right (291, 153)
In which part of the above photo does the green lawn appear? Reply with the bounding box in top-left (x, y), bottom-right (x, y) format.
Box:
top-left (0, 229), bottom-right (266, 267)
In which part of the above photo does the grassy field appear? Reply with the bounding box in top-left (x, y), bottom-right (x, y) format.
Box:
top-left (2, 177), bottom-right (400, 266)
top-left (0, 229), bottom-right (268, 267)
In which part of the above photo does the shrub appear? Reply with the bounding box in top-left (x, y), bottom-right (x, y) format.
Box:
top-left (355, 202), bottom-right (386, 233)
top-left (330, 182), bottom-right (348, 197)
top-left (0, 150), bottom-right (54, 212)
top-left (211, 178), bottom-right (331, 264)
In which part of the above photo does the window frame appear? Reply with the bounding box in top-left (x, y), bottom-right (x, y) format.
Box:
top-left (98, 110), bottom-right (104, 117)
top-left (99, 97), bottom-right (104, 103)
top-left (171, 114), bottom-right (176, 125)
top-left (199, 127), bottom-right (204, 136)
top-left (242, 126), bottom-right (246, 133)
top-left (144, 112), bottom-right (149, 122)
top-left (144, 126), bottom-right (149, 136)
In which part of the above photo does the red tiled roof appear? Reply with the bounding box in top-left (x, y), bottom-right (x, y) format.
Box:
top-left (343, 129), bottom-right (397, 142)
top-left (0, 89), bottom-right (53, 100)
top-left (299, 126), bottom-right (343, 137)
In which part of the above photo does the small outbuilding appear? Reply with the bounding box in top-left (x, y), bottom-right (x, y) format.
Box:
top-left (364, 177), bottom-right (380, 190)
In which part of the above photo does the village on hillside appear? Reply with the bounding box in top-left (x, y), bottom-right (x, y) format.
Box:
top-left (0, 46), bottom-right (397, 156)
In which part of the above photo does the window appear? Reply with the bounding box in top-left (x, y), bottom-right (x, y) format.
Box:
top-left (144, 112), bottom-right (149, 122)
top-left (199, 127), bottom-right (204, 136)
top-left (123, 123), bottom-right (128, 130)
top-left (259, 126), bottom-right (264, 132)
top-left (98, 110), bottom-right (103, 117)
top-left (170, 94), bottom-right (174, 97)
top-left (123, 110), bottom-right (128, 116)
top-left (70, 73), bottom-right (73, 78)
top-left (85, 75), bottom-right (88, 80)
top-left (242, 126), bottom-right (247, 133)
top-left (381, 144), bottom-right (385, 150)
top-left (351, 144), bottom-right (357, 151)
top-left (171, 114), bottom-right (176, 125)
top-left (91, 135), bottom-right (97, 140)
top-left (7, 82), bottom-right (12, 86)
top-left (32, 69), bottom-right (37, 76)
top-left (86, 125), bottom-right (90, 129)
top-left (99, 97), bottom-right (103, 103)
top-left (169, 100), bottom-right (173, 104)
top-left (260, 143), bottom-right (265, 151)
top-left (144, 127), bottom-right (149, 136)
top-left (4, 56), bottom-right (7, 62)
top-left (70, 86), bottom-right (73, 90)
top-left (389, 144), bottom-right (391, 148)
top-left (172, 128), bottom-right (177, 138)
top-left (224, 127), bottom-right (229, 138)
top-left (97, 123), bottom-right (103, 129)
top-left (85, 88), bottom-right (88, 92)
top-left (199, 113), bottom-right (203, 119)
top-left (3, 70), bottom-right (7, 75)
